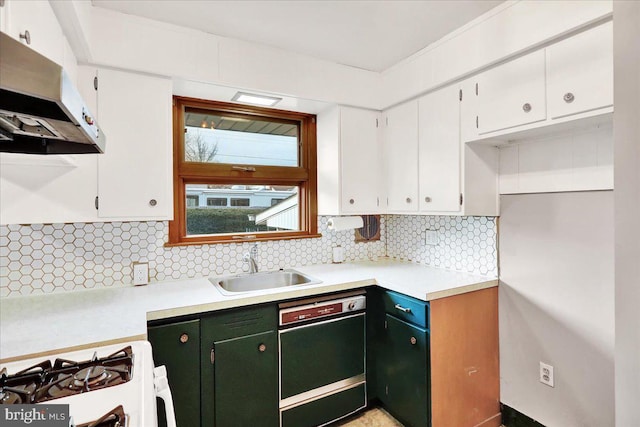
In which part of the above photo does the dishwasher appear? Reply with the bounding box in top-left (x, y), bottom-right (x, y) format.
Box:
top-left (278, 291), bottom-right (367, 427)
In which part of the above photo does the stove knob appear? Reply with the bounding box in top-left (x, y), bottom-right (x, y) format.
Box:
top-left (179, 333), bottom-right (189, 343)
top-left (348, 301), bottom-right (357, 311)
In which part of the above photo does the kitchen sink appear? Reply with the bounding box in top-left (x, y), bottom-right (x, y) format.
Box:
top-left (211, 269), bottom-right (322, 295)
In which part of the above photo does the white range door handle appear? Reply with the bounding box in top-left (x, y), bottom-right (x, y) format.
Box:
top-left (154, 365), bottom-right (177, 427)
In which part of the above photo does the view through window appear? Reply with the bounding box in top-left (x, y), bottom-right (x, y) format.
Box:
top-left (169, 97), bottom-right (318, 244)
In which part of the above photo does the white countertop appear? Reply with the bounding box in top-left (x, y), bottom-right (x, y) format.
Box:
top-left (0, 259), bottom-right (497, 361)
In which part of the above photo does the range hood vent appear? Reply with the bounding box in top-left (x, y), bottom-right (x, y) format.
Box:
top-left (0, 31), bottom-right (106, 154)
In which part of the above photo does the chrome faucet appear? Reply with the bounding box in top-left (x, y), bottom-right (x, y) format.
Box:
top-left (243, 243), bottom-right (259, 273)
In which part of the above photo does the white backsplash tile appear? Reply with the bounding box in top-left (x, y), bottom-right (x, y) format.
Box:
top-left (385, 215), bottom-right (498, 277)
top-left (0, 217), bottom-right (386, 297)
top-left (0, 214), bottom-right (497, 297)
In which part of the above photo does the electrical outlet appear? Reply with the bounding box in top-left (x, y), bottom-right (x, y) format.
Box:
top-left (425, 229), bottom-right (439, 246)
top-left (539, 362), bottom-right (554, 387)
top-left (133, 262), bottom-right (149, 286)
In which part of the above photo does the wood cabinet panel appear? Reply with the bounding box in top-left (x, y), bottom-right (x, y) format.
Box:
top-left (476, 50), bottom-right (547, 134)
top-left (96, 68), bottom-right (173, 220)
top-left (148, 319), bottom-right (201, 427)
top-left (418, 86), bottom-right (461, 213)
top-left (383, 101), bottom-right (419, 212)
top-left (430, 287), bottom-right (500, 427)
top-left (547, 22), bottom-right (613, 119)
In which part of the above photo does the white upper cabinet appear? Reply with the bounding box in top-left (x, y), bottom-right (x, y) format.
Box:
top-left (476, 50), bottom-right (547, 135)
top-left (546, 21), bottom-right (613, 119)
top-left (418, 86), bottom-right (461, 213)
top-left (317, 106), bottom-right (382, 215)
top-left (4, 0), bottom-right (65, 65)
top-left (383, 100), bottom-right (419, 213)
top-left (96, 68), bottom-right (173, 220)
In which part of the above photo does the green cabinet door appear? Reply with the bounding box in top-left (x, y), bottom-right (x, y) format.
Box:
top-left (211, 330), bottom-right (279, 427)
top-left (148, 319), bottom-right (201, 427)
top-left (378, 314), bottom-right (430, 427)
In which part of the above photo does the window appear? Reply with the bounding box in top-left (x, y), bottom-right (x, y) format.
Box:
top-left (186, 195), bottom-right (199, 207)
top-left (230, 198), bottom-right (250, 207)
top-left (169, 97), bottom-right (318, 244)
top-left (207, 198), bottom-right (227, 207)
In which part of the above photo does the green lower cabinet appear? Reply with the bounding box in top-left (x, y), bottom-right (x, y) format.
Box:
top-left (148, 319), bottom-right (201, 427)
top-left (201, 305), bottom-right (279, 427)
top-left (378, 314), bottom-right (430, 427)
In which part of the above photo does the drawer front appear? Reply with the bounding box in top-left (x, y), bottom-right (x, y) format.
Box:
top-left (281, 383), bottom-right (366, 427)
top-left (382, 290), bottom-right (429, 329)
top-left (202, 305), bottom-right (277, 341)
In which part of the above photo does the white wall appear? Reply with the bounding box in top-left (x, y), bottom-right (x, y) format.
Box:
top-left (499, 191), bottom-right (614, 427)
top-left (613, 1), bottom-right (640, 425)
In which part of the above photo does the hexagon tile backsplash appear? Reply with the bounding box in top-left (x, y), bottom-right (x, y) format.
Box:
top-left (386, 215), bottom-right (498, 277)
top-left (0, 215), bottom-right (497, 297)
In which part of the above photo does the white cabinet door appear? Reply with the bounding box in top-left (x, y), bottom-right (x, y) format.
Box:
top-left (5, 0), bottom-right (64, 65)
top-left (476, 49), bottom-right (546, 134)
top-left (383, 101), bottom-right (418, 212)
top-left (340, 107), bottom-right (382, 214)
top-left (418, 86), bottom-right (461, 213)
top-left (97, 68), bottom-right (173, 219)
top-left (547, 22), bottom-right (613, 119)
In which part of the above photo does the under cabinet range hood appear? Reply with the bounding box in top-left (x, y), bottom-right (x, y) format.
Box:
top-left (0, 31), bottom-right (106, 154)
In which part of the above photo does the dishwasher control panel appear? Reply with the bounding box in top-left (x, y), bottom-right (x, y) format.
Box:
top-left (279, 295), bottom-right (366, 326)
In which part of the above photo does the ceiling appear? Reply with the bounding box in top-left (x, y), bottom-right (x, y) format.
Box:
top-left (91, 0), bottom-right (503, 72)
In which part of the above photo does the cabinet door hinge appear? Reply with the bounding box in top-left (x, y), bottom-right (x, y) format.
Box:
top-left (475, 82), bottom-right (478, 96)
top-left (376, 118), bottom-right (378, 128)
top-left (385, 385), bottom-right (389, 396)
top-left (94, 196), bottom-right (99, 210)
top-left (386, 117), bottom-right (388, 126)
top-left (93, 76), bottom-right (98, 91)
top-left (460, 193), bottom-right (464, 206)
top-left (384, 320), bottom-right (388, 330)
top-left (476, 116), bottom-right (479, 129)
top-left (210, 348), bottom-right (215, 365)
top-left (459, 89), bottom-right (462, 101)
top-left (377, 197), bottom-right (380, 207)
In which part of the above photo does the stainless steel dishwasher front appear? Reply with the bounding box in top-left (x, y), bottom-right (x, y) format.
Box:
top-left (278, 292), bottom-right (367, 427)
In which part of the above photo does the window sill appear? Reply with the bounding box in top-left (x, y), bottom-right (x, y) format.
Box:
top-left (164, 233), bottom-right (323, 247)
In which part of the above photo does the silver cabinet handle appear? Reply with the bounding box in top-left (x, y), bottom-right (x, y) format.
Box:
top-left (424, 197), bottom-right (432, 203)
top-left (349, 198), bottom-right (355, 205)
top-left (410, 336), bottom-right (417, 345)
top-left (149, 199), bottom-right (157, 207)
top-left (20, 30), bottom-right (31, 45)
top-left (406, 197), bottom-right (412, 204)
top-left (394, 303), bottom-right (412, 313)
top-left (258, 343), bottom-right (267, 352)
top-left (179, 333), bottom-right (189, 343)
top-left (522, 103), bottom-right (532, 113)
top-left (563, 92), bottom-right (575, 103)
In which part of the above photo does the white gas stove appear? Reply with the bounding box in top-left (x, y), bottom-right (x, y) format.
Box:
top-left (0, 341), bottom-right (175, 427)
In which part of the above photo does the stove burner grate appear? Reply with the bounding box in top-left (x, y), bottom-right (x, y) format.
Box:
top-left (0, 346), bottom-right (133, 404)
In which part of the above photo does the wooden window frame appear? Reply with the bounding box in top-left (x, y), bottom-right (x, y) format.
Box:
top-left (168, 96), bottom-right (319, 245)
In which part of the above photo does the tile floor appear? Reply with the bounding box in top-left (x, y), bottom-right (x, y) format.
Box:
top-left (334, 407), bottom-right (403, 426)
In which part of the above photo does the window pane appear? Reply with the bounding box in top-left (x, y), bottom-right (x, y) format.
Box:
top-left (184, 110), bottom-right (299, 166)
top-left (185, 184), bottom-right (300, 235)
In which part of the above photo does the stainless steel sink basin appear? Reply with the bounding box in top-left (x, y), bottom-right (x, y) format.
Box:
top-left (210, 269), bottom-right (322, 295)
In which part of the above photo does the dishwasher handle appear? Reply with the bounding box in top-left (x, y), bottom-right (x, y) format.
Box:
top-left (154, 365), bottom-right (177, 427)
top-left (394, 303), bottom-right (412, 313)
